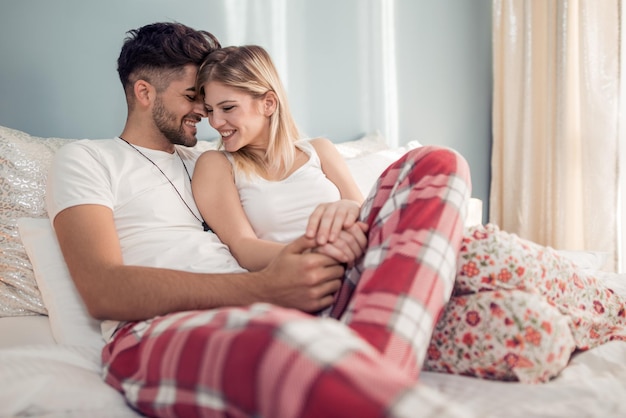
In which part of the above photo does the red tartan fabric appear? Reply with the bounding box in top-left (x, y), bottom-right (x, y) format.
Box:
top-left (332, 146), bottom-right (471, 378)
top-left (102, 146), bottom-right (472, 418)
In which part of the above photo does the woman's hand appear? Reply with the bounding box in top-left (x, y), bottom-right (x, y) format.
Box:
top-left (311, 222), bottom-right (368, 268)
top-left (305, 200), bottom-right (362, 245)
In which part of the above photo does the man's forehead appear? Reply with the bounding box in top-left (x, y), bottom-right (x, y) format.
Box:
top-left (169, 65), bottom-right (199, 90)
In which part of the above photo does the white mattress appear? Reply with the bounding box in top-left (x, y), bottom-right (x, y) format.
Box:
top-left (0, 316), bottom-right (140, 417)
top-left (0, 315), bottom-right (54, 348)
top-left (2, 272), bottom-right (625, 418)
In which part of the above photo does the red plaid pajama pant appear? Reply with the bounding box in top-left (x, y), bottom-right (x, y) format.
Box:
top-left (102, 146), bottom-right (472, 418)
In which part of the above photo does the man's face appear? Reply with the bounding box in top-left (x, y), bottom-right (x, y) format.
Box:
top-left (152, 64), bottom-right (206, 147)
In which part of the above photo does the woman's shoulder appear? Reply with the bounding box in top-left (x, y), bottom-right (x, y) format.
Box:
top-left (194, 150), bottom-right (233, 174)
top-left (299, 136), bottom-right (333, 147)
top-left (196, 149), bottom-right (230, 163)
top-left (297, 137), bottom-right (335, 155)
top-left (304, 137), bottom-right (343, 161)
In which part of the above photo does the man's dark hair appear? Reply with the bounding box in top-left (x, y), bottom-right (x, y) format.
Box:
top-left (117, 22), bottom-right (221, 96)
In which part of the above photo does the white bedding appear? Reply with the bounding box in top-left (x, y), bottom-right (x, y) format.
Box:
top-left (0, 344), bottom-right (140, 418)
top-left (2, 266), bottom-right (624, 418)
top-left (2, 127), bottom-right (624, 417)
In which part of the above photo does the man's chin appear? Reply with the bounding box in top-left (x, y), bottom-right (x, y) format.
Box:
top-left (183, 136), bottom-right (198, 147)
top-left (170, 134), bottom-right (198, 148)
top-left (182, 127), bottom-right (199, 147)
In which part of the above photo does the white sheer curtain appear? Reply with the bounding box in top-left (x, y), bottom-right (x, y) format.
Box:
top-left (620, 0), bottom-right (626, 273)
top-left (491, 0), bottom-right (620, 271)
top-left (221, 0), bottom-right (289, 81)
top-left (215, 0), bottom-right (399, 146)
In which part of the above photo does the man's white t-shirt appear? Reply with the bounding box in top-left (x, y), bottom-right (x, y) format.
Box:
top-left (46, 138), bottom-right (245, 340)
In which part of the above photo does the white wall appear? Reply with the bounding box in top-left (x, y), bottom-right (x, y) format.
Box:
top-left (0, 0), bottom-right (492, 213)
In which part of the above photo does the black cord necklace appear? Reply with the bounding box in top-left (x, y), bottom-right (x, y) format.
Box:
top-left (118, 136), bottom-right (210, 232)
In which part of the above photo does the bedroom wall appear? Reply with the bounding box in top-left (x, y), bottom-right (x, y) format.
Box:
top-left (0, 0), bottom-right (492, 218)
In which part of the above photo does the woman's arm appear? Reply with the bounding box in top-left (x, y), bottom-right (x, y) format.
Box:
top-left (308, 138), bottom-right (366, 245)
top-left (192, 150), bottom-right (284, 271)
top-left (311, 137), bottom-right (363, 203)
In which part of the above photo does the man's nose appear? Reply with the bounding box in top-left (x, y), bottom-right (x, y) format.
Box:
top-left (194, 100), bottom-right (208, 117)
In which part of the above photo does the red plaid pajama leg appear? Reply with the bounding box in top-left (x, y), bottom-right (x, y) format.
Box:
top-left (102, 304), bottom-right (465, 418)
top-left (330, 146), bottom-right (471, 379)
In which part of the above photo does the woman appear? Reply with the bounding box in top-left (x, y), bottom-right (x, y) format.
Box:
top-left (193, 45), bottom-right (626, 384)
top-left (192, 45), bottom-right (366, 272)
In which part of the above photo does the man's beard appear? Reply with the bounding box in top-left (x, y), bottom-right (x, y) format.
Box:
top-left (153, 97), bottom-right (196, 147)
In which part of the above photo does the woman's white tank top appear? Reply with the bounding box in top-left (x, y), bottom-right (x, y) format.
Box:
top-left (226, 140), bottom-right (341, 243)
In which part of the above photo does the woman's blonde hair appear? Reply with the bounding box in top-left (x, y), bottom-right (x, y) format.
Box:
top-left (197, 45), bottom-right (300, 177)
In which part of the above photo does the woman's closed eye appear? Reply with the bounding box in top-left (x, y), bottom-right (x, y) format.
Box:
top-left (204, 105), bottom-right (234, 113)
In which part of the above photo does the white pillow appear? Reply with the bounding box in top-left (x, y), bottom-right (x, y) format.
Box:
top-left (345, 140), bottom-right (422, 196)
top-left (333, 130), bottom-right (391, 159)
top-left (17, 218), bottom-right (104, 350)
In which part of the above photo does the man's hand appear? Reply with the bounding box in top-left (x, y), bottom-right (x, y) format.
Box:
top-left (257, 235), bottom-right (345, 313)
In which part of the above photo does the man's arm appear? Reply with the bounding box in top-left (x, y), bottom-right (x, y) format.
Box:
top-left (53, 204), bottom-right (344, 321)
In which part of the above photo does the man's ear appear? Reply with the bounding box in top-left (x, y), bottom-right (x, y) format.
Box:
top-left (133, 80), bottom-right (155, 107)
top-left (263, 91), bottom-right (278, 116)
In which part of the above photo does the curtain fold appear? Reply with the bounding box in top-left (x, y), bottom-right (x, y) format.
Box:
top-left (491, 0), bottom-right (619, 271)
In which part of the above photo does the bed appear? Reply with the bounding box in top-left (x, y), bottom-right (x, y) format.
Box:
top-left (1, 124), bottom-right (625, 418)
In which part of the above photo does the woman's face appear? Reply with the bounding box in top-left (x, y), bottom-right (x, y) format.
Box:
top-left (202, 81), bottom-right (271, 153)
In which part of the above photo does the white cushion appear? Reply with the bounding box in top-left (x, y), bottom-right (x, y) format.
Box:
top-left (17, 218), bottom-right (104, 349)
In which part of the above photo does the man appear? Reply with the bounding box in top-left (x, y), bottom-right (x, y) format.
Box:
top-left (47, 22), bottom-right (471, 417)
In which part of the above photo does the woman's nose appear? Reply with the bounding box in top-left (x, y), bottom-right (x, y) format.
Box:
top-left (209, 112), bottom-right (224, 128)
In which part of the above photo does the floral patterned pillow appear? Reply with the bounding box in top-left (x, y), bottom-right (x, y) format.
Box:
top-left (425, 223), bottom-right (626, 383)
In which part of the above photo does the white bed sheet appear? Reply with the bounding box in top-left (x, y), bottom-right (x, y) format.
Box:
top-left (1, 268), bottom-right (624, 418)
top-left (0, 315), bottom-right (54, 348)
top-left (422, 342), bottom-right (626, 417)
top-left (0, 344), bottom-right (142, 418)
top-left (0, 315), bottom-right (140, 417)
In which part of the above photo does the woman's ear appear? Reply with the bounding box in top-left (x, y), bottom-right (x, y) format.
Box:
top-left (133, 80), bottom-right (155, 107)
top-left (263, 91), bottom-right (278, 116)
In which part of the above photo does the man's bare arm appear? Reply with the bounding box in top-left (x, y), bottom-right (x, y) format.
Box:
top-left (53, 204), bottom-right (344, 321)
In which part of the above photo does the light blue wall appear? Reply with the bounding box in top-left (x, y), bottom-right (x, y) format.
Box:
top-left (0, 0), bottom-right (492, 214)
top-left (395, 0), bottom-right (492, 209)
top-left (0, 0), bottom-right (228, 140)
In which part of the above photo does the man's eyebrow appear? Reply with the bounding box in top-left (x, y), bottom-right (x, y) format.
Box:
top-left (185, 86), bottom-right (197, 92)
